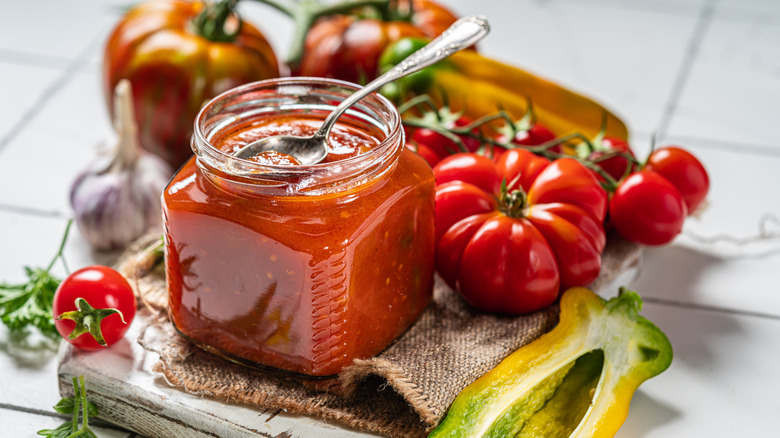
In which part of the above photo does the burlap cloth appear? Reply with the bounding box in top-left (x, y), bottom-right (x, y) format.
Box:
top-left (118, 234), bottom-right (640, 438)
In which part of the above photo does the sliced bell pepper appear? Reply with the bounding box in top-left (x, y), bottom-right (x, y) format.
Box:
top-left (380, 38), bottom-right (628, 142)
top-left (429, 287), bottom-right (672, 438)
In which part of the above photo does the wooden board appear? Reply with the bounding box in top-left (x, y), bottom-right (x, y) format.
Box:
top-left (57, 244), bottom-right (641, 438)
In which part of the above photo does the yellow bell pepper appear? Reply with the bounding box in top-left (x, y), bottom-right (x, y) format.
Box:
top-left (428, 287), bottom-right (673, 437)
top-left (380, 39), bottom-right (628, 142)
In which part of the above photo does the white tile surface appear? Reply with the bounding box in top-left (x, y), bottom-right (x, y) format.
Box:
top-left (619, 302), bottom-right (780, 437)
top-left (0, 0), bottom-right (120, 63)
top-left (0, 70), bottom-right (114, 215)
top-left (0, 62), bottom-right (63, 144)
top-left (446, 0), bottom-right (701, 135)
top-left (667, 8), bottom-right (780, 148)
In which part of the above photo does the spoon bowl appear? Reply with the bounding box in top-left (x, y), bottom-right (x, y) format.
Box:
top-left (234, 15), bottom-right (490, 165)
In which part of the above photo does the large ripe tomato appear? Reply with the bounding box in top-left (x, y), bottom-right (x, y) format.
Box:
top-left (53, 266), bottom-right (137, 351)
top-left (645, 146), bottom-right (709, 214)
top-left (610, 170), bottom-right (687, 246)
top-left (434, 151), bottom-right (607, 314)
top-left (294, 0), bottom-right (459, 83)
top-left (104, 0), bottom-right (279, 167)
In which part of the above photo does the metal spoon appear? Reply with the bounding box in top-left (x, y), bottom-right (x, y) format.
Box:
top-left (234, 15), bottom-right (490, 165)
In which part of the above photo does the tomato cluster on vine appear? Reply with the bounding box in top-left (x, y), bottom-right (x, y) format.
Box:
top-left (403, 100), bottom-right (709, 315)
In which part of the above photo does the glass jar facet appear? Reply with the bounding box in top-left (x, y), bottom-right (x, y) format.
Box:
top-left (163, 78), bottom-right (435, 377)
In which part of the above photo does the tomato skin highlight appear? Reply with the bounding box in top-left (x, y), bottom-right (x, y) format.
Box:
top-left (433, 152), bottom-right (607, 315)
top-left (434, 181), bottom-right (497, 241)
top-left (103, 0), bottom-right (280, 167)
top-left (295, 0), bottom-right (459, 83)
top-left (434, 153), bottom-right (502, 195)
top-left (53, 266), bottom-right (137, 351)
top-left (495, 148), bottom-right (550, 192)
top-left (457, 215), bottom-right (560, 315)
top-left (645, 146), bottom-right (709, 214)
top-left (610, 171), bottom-right (687, 246)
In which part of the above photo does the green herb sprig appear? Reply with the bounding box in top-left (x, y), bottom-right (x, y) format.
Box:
top-left (0, 220), bottom-right (71, 338)
top-left (37, 375), bottom-right (99, 438)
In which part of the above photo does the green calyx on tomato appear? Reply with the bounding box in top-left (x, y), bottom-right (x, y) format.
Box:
top-left (104, 0), bottom-right (280, 167)
top-left (433, 151), bottom-right (608, 315)
top-left (53, 266), bottom-right (137, 351)
top-left (56, 297), bottom-right (127, 348)
top-left (191, 0), bottom-right (243, 43)
top-left (257, 0), bottom-right (460, 81)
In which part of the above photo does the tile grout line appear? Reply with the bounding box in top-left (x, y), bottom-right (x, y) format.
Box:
top-left (0, 203), bottom-right (67, 218)
top-left (643, 296), bottom-right (780, 321)
top-left (655, 0), bottom-right (719, 140)
top-left (631, 130), bottom-right (780, 157)
top-left (0, 32), bottom-right (104, 154)
top-left (0, 49), bottom-right (73, 71)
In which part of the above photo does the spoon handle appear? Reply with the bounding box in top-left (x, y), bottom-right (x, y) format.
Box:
top-left (317, 15), bottom-right (490, 140)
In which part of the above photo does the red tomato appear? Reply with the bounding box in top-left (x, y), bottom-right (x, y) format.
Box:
top-left (407, 140), bottom-right (444, 167)
top-left (412, 116), bottom-right (481, 158)
top-left (53, 266), bottom-right (137, 351)
top-left (104, 0), bottom-right (280, 167)
top-left (434, 149), bottom-right (607, 314)
top-left (295, 0), bottom-right (458, 83)
top-left (589, 137), bottom-right (636, 182)
top-left (645, 146), bottom-right (709, 214)
top-left (610, 171), bottom-right (687, 245)
top-left (492, 123), bottom-right (558, 161)
top-left (433, 153), bottom-right (501, 194)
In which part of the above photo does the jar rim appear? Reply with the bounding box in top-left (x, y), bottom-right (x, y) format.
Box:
top-left (192, 77), bottom-right (403, 180)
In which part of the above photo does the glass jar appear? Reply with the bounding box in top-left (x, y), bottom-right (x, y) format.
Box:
top-left (162, 78), bottom-right (435, 377)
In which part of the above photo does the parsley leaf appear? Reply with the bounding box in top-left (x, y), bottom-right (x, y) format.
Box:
top-left (38, 375), bottom-right (99, 438)
top-left (0, 220), bottom-right (71, 339)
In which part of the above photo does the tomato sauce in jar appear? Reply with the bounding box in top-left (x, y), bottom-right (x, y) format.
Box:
top-left (163, 79), bottom-right (435, 377)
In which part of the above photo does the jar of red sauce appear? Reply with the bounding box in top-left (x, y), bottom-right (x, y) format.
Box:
top-left (162, 78), bottom-right (435, 377)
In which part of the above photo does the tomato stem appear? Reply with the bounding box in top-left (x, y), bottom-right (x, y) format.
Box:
top-left (56, 297), bottom-right (126, 347)
top-left (45, 219), bottom-right (72, 275)
top-left (252, 0), bottom-right (392, 67)
top-left (498, 179), bottom-right (527, 218)
top-left (193, 0), bottom-right (243, 43)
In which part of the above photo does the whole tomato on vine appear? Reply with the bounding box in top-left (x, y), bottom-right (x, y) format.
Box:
top-left (264, 0), bottom-right (461, 83)
top-left (104, 0), bottom-right (280, 167)
top-left (607, 145), bottom-right (709, 246)
top-left (433, 151), bottom-right (607, 315)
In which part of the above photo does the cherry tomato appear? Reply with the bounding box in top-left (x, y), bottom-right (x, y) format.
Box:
top-left (433, 153), bottom-right (502, 194)
top-left (492, 123), bottom-right (558, 161)
top-left (589, 137), bottom-right (636, 182)
top-left (434, 150), bottom-right (608, 314)
top-left (53, 266), bottom-right (137, 351)
top-left (412, 116), bottom-right (481, 158)
top-left (407, 139), bottom-right (444, 167)
top-left (610, 171), bottom-right (687, 245)
top-left (645, 146), bottom-right (709, 214)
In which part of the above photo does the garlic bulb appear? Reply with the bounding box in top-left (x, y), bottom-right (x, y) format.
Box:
top-left (70, 79), bottom-right (173, 251)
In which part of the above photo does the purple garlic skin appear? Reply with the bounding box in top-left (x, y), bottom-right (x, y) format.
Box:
top-left (70, 153), bottom-right (172, 251)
